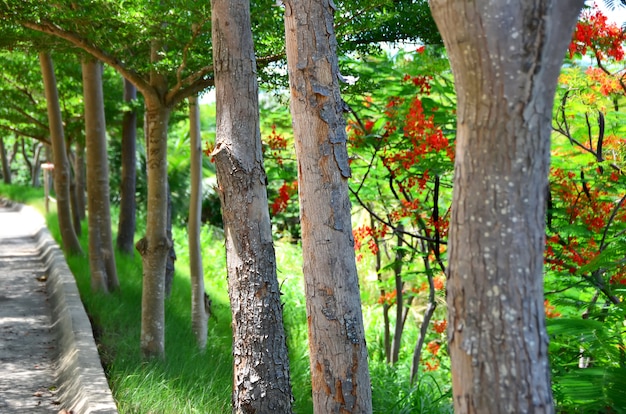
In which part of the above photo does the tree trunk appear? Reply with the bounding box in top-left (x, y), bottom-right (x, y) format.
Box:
top-left (20, 138), bottom-right (32, 184)
top-left (164, 181), bottom-right (176, 298)
top-left (116, 77), bottom-right (137, 255)
top-left (284, 1), bottom-right (372, 412)
top-left (82, 57), bottom-right (119, 292)
top-left (390, 229), bottom-right (404, 365)
top-left (67, 146), bottom-right (82, 237)
top-left (132, 36), bottom-right (173, 359)
top-left (39, 51), bottom-right (83, 256)
top-left (0, 136), bottom-right (11, 184)
top-left (211, 0), bottom-right (294, 411)
top-left (429, 1), bottom-right (583, 412)
top-left (74, 139), bottom-right (86, 220)
top-left (188, 94), bottom-right (208, 350)
top-left (8, 138), bottom-right (18, 167)
top-left (136, 98), bottom-right (170, 359)
top-left (140, 86), bottom-right (175, 300)
top-left (31, 142), bottom-right (43, 187)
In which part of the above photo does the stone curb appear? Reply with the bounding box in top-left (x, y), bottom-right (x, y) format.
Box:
top-left (21, 205), bottom-right (118, 414)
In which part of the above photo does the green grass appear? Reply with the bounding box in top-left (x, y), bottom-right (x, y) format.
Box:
top-left (46, 211), bottom-right (234, 413)
top-left (0, 182), bottom-right (46, 211)
top-left (1, 183), bottom-right (452, 413)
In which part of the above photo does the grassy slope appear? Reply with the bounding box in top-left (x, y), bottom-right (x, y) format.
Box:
top-left (0, 182), bottom-right (451, 413)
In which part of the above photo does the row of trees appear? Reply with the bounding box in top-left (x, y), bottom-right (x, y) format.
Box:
top-left (0, 1), bottom-right (437, 412)
top-left (4, 0), bottom-right (622, 413)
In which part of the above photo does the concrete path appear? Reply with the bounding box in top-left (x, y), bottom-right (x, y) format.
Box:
top-left (0, 200), bottom-right (59, 412)
top-left (0, 199), bottom-right (117, 414)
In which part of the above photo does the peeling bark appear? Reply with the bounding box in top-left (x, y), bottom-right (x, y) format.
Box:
top-left (284, 0), bottom-right (372, 412)
top-left (212, 0), bottom-right (294, 411)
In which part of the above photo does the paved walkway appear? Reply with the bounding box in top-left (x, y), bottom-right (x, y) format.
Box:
top-left (0, 198), bottom-right (117, 414)
top-left (0, 199), bottom-right (61, 412)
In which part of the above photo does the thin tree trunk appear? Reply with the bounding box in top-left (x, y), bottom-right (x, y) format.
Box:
top-left (31, 142), bottom-right (43, 187)
top-left (82, 57), bottom-right (119, 292)
top-left (211, 0), bottom-right (294, 411)
top-left (117, 77), bottom-right (137, 255)
top-left (372, 215), bottom-right (391, 363)
top-left (8, 139), bottom-right (18, 167)
top-left (164, 181), bottom-right (176, 298)
top-left (0, 136), bottom-right (11, 184)
top-left (141, 90), bottom-right (175, 298)
top-left (429, 1), bottom-right (583, 411)
top-left (284, 1), bottom-right (372, 412)
top-left (74, 139), bottom-right (86, 220)
top-left (39, 51), bottom-right (83, 255)
top-left (136, 99), bottom-right (170, 359)
top-left (188, 94), bottom-right (208, 350)
top-left (67, 146), bottom-right (82, 237)
top-left (410, 241), bottom-right (437, 383)
top-left (132, 35), bottom-right (173, 359)
top-left (20, 138), bottom-right (32, 184)
top-left (390, 228), bottom-right (404, 364)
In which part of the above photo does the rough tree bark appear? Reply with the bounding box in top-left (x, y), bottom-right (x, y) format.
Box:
top-left (428, 0), bottom-right (584, 412)
top-left (82, 57), bottom-right (119, 293)
top-left (117, 77), bottom-right (137, 255)
top-left (284, 1), bottom-right (373, 412)
top-left (39, 51), bottom-right (83, 256)
top-left (211, 0), bottom-right (294, 411)
top-left (188, 94), bottom-right (208, 350)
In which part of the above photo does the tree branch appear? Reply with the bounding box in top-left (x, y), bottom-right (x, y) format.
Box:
top-left (20, 20), bottom-right (156, 101)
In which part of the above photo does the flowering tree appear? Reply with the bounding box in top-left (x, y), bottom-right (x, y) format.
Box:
top-left (544, 5), bottom-right (626, 410)
top-left (342, 48), bottom-right (455, 382)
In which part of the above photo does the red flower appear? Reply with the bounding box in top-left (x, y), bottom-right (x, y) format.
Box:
top-left (426, 340), bottom-right (440, 355)
top-left (433, 319), bottom-right (447, 334)
top-left (271, 181), bottom-right (298, 215)
top-left (544, 300), bottom-right (561, 318)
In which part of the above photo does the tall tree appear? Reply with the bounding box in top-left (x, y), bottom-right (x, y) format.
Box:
top-left (9, 2), bottom-right (213, 359)
top-left (135, 38), bottom-right (172, 357)
top-left (116, 78), bottom-right (137, 255)
top-left (211, 0), bottom-right (294, 411)
top-left (428, 0), bottom-right (583, 411)
top-left (284, 1), bottom-right (372, 412)
top-left (1, 0), bottom-right (444, 361)
top-left (187, 94), bottom-right (208, 350)
top-left (39, 51), bottom-right (83, 255)
top-left (82, 57), bottom-right (119, 292)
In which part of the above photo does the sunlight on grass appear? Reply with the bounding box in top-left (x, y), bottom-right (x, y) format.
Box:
top-left (47, 215), bottom-right (233, 413)
top-left (0, 183), bottom-right (455, 413)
